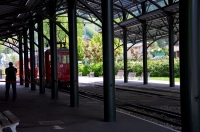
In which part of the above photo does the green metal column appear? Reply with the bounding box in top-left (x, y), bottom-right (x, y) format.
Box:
top-left (168, 15), bottom-right (175, 87)
top-left (180, 0), bottom-right (200, 131)
top-left (142, 22), bottom-right (147, 84)
top-left (123, 11), bottom-right (128, 83)
top-left (18, 35), bottom-right (23, 85)
top-left (142, 2), bottom-right (148, 84)
top-left (67, 0), bottom-right (79, 107)
top-left (23, 29), bottom-right (29, 87)
top-left (102, 0), bottom-right (116, 122)
top-left (49, 0), bottom-right (58, 98)
top-left (29, 25), bottom-right (36, 90)
top-left (38, 18), bottom-right (45, 94)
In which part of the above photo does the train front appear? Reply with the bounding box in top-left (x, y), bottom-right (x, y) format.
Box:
top-left (45, 48), bottom-right (70, 88)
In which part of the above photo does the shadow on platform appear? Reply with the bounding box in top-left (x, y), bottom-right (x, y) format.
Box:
top-left (0, 83), bottom-right (178, 132)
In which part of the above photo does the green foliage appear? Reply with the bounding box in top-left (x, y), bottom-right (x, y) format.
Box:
top-left (91, 62), bottom-right (103, 77)
top-left (157, 39), bottom-right (167, 48)
top-left (77, 37), bottom-right (85, 61)
top-left (77, 18), bottom-right (84, 37)
top-left (43, 19), bottom-right (50, 46)
top-left (84, 33), bottom-right (103, 63)
top-left (0, 43), bottom-right (6, 52)
top-left (81, 64), bottom-right (91, 76)
top-left (127, 62), bottom-right (143, 76)
top-left (56, 15), bottom-right (68, 42)
top-left (126, 58), bottom-right (180, 77)
top-left (78, 64), bottom-right (84, 72)
top-left (174, 59), bottom-right (180, 77)
top-left (85, 33), bottom-right (123, 63)
top-left (43, 16), bottom-right (84, 47)
top-left (115, 61), bottom-right (124, 75)
top-left (90, 33), bottom-right (102, 46)
top-left (114, 38), bottom-right (122, 59)
top-left (152, 41), bottom-right (158, 48)
top-left (78, 58), bottom-right (179, 78)
top-left (78, 63), bottom-right (103, 77)
top-left (148, 59), bottom-right (169, 77)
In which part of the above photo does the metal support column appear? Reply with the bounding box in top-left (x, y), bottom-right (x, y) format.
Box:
top-left (29, 25), bottom-right (36, 90)
top-left (49, 0), bottom-right (58, 98)
top-left (180, 1), bottom-right (200, 131)
top-left (102, 0), bottom-right (116, 122)
top-left (67, 0), bottom-right (79, 107)
top-left (142, 22), bottom-right (147, 84)
top-left (23, 29), bottom-right (29, 87)
top-left (38, 19), bottom-right (45, 94)
top-left (19, 35), bottom-right (23, 85)
top-left (168, 15), bottom-right (175, 87)
top-left (123, 11), bottom-right (128, 83)
top-left (142, 2), bottom-right (148, 84)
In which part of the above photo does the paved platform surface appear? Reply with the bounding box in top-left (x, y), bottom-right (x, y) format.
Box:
top-left (79, 76), bottom-right (180, 92)
top-left (0, 77), bottom-right (179, 132)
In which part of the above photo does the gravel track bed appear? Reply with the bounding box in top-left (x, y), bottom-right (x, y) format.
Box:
top-left (79, 85), bottom-right (181, 131)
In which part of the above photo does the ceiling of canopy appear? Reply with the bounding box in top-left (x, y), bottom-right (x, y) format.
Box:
top-left (0, 0), bottom-right (179, 48)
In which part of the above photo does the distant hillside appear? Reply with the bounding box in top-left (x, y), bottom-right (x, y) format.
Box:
top-left (84, 23), bottom-right (100, 38)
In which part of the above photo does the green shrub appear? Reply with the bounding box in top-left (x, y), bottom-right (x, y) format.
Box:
top-left (82, 64), bottom-right (91, 76)
top-left (115, 61), bottom-right (124, 75)
top-left (148, 58), bottom-right (179, 77)
top-left (174, 59), bottom-right (180, 77)
top-left (79, 58), bottom-right (180, 77)
top-left (91, 62), bottom-right (103, 77)
top-left (78, 64), bottom-right (84, 72)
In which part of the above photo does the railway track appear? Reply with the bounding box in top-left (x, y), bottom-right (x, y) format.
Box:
top-left (91, 84), bottom-right (180, 101)
top-left (59, 88), bottom-right (181, 130)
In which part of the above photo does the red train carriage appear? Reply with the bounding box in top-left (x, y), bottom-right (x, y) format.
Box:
top-left (45, 48), bottom-right (70, 87)
top-left (15, 58), bottom-right (39, 80)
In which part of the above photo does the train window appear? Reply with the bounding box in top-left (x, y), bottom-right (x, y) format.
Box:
top-left (62, 55), bottom-right (70, 64)
top-left (57, 54), bottom-right (61, 63)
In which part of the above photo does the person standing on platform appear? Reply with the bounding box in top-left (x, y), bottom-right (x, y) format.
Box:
top-left (5, 62), bottom-right (17, 101)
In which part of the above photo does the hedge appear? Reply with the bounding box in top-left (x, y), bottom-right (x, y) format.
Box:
top-left (78, 58), bottom-right (180, 77)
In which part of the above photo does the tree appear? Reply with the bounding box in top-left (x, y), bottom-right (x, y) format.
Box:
top-left (114, 38), bottom-right (122, 58)
top-left (77, 18), bottom-right (84, 37)
top-left (64, 36), bottom-right (85, 61)
top-left (56, 14), bottom-right (68, 43)
top-left (43, 19), bottom-right (50, 46)
top-left (0, 44), bottom-right (6, 53)
top-left (43, 15), bottom-right (84, 47)
top-left (130, 47), bottom-right (142, 60)
top-left (84, 33), bottom-right (122, 63)
top-left (157, 39), bottom-right (167, 48)
top-left (152, 41), bottom-right (159, 48)
top-left (84, 42), bottom-right (92, 63)
top-left (77, 37), bottom-right (85, 61)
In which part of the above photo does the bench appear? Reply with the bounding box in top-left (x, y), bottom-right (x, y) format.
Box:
top-left (0, 110), bottom-right (20, 132)
top-left (115, 70), bottom-right (124, 78)
top-left (128, 72), bottom-right (136, 79)
top-left (138, 72), bottom-right (150, 80)
top-left (78, 72), bottom-right (82, 76)
top-left (87, 72), bottom-right (94, 77)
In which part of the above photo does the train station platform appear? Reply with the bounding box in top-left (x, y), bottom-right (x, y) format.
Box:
top-left (79, 76), bottom-right (180, 92)
top-left (0, 78), bottom-right (179, 132)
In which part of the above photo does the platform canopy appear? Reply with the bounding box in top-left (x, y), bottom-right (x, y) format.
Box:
top-left (0, 0), bottom-right (179, 47)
